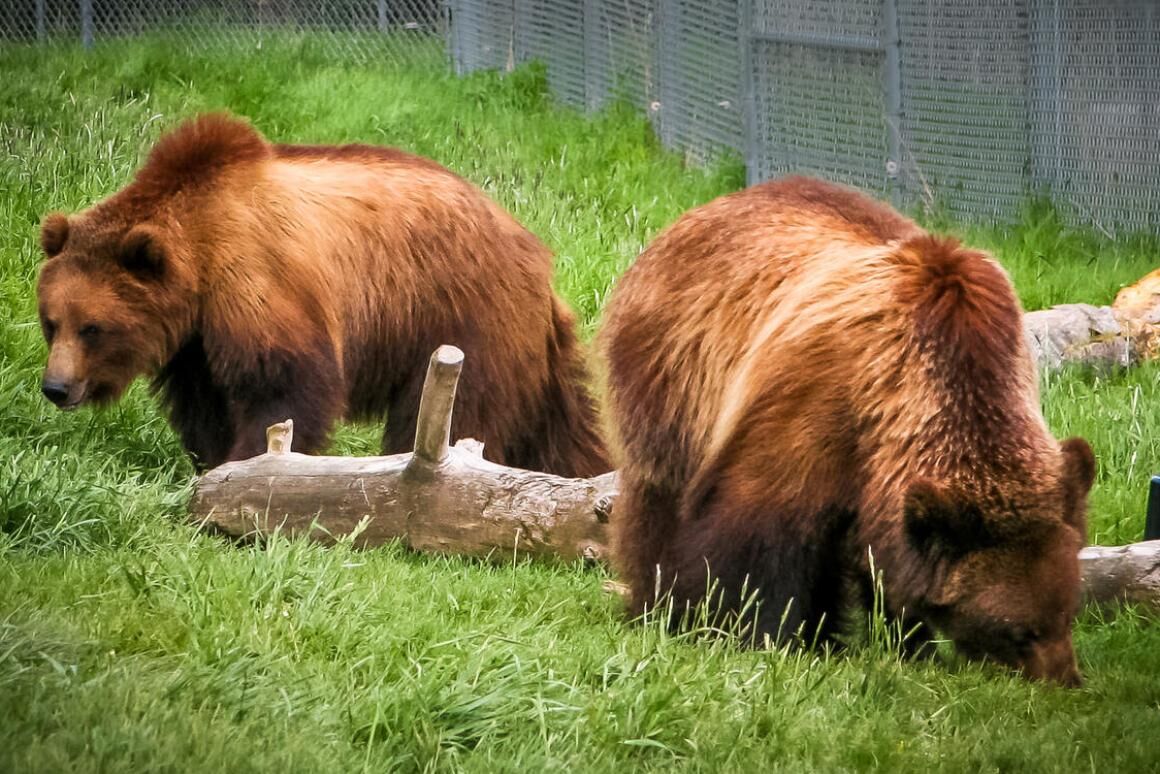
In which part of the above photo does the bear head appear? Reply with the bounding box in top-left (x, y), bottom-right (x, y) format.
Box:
top-left (36, 211), bottom-right (196, 410)
top-left (904, 437), bottom-right (1096, 686)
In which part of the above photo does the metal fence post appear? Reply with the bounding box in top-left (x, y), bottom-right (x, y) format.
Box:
top-left (80, 0), bottom-right (93, 49)
top-left (740, 0), bottom-right (761, 186)
top-left (36, 0), bottom-right (47, 40)
top-left (1146, 476), bottom-right (1160, 541)
top-left (655, 0), bottom-right (673, 147)
top-left (445, 0), bottom-right (460, 74)
top-left (883, 0), bottom-right (903, 206)
top-left (583, 0), bottom-right (598, 110)
top-left (377, 0), bottom-right (388, 33)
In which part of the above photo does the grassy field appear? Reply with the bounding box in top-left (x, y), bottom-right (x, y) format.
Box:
top-left (3, 34), bottom-right (1160, 773)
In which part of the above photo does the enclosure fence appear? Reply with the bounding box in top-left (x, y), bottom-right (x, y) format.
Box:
top-left (1, 1), bottom-right (445, 63)
top-left (3, 1), bottom-right (1158, 233)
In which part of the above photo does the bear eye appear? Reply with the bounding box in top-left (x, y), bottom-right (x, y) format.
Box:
top-left (42, 319), bottom-right (57, 342)
top-left (79, 324), bottom-right (101, 341)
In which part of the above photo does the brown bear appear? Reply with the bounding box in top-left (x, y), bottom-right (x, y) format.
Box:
top-left (600, 176), bottom-right (1095, 685)
top-left (36, 113), bottom-right (607, 477)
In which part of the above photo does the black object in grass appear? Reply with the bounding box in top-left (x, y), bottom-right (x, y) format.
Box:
top-left (1145, 476), bottom-right (1160, 541)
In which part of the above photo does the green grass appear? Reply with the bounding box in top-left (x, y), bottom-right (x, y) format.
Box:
top-left (3, 33), bottom-right (1160, 773)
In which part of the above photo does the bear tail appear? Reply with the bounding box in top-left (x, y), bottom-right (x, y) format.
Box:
top-left (511, 299), bottom-right (609, 479)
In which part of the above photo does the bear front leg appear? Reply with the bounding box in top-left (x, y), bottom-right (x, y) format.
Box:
top-left (224, 380), bottom-right (344, 462)
top-left (152, 335), bottom-right (236, 471)
top-left (215, 346), bottom-right (346, 464)
top-left (665, 504), bottom-right (850, 649)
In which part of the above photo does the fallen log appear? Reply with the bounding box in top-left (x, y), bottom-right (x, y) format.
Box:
top-left (1079, 541), bottom-right (1160, 608)
top-left (191, 346), bottom-right (617, 563)
top-left (192, 344), bottom-right (1160, 608)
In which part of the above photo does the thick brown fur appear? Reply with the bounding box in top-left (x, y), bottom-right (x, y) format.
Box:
top-left (600, 176), bottom-right (1095, 685)
top-left (36, 113), bottom-right (607, 477)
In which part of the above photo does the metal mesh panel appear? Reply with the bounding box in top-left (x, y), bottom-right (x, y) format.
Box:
top-left (5, 2), bottom-right (1159, 232)
top-left (656, 0), bottom-right (743, 161)
top-left (1, 1), bottom-right (79, 39)
top-left (514, 0), bottom-right (587, 106)
top-left (750, 42), bottom-right (888, 191)
top-left (753, 0), bottom-right (881, 39)
top-left (748, 0), bottom-right (888, 191)
top-left (586, 0), bottom-right (657, 111)
top-left (448, 0), bottom-right (513, 74)
top-left (1029, 0), bottom-right (1160, 234)
top-left (1, 1), bottom-right (446, 65)
top-left (898, 0), bottom-right (1031, 219)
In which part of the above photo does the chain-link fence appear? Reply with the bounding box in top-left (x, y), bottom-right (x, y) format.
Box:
top-left (2, 1), bottom-right (1158, 232)
top-left (450, 0), bottom-right (1160, 234)
top-left (1, 1), bottom-right (445, 63)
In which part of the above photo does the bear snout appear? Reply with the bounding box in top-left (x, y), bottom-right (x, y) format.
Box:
top-left (41, 377), bottom-right (85, 410)
top-left (1023, 637), bottom-right (1082, 688)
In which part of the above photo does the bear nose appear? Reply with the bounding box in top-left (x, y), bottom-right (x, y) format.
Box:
top-left (42, 379), bottom-right (71, 406)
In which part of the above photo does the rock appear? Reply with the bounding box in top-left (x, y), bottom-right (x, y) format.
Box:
top-left (1023, 304), bottom-right (1128, 370)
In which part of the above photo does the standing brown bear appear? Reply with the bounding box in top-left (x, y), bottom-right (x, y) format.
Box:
top-left (36, 113), bottom-right (607, 477)
top-left (601, 177), bottom-right (1095, 685)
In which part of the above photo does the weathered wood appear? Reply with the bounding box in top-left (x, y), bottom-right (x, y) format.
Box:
top-left (266, 420), bottom-right (294, 454)
top-left (191, 343), bottom-right (617, 563)
top-left (413, 346), bottom-right (464, 464)
top-left (191, 448), bottom-right (618, 563)
top-left (192, 450), bottom-right (1160, 607)
top-left (1024, 304), bottom-right (1130, 370)
top-left (193, 448), bottom-right (1160, 607)
top-left (1080, 541), bottom-right (1160, 608)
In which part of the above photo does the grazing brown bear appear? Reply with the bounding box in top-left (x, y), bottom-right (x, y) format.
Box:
top-left (601, 177), bottom-right (1095, 685)
top-left (36, 113), bottom-right (607, 476)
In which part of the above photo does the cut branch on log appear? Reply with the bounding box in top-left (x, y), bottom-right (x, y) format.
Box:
top-left (191, 344), bottom-right (1160, 609)
top-left (413, 346), bottom-right (463, 465)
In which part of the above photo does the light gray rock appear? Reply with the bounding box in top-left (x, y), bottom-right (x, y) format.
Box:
top-left (1023, 304), bottom-right (1130, 370)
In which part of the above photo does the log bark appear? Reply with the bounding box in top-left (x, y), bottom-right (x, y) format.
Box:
top-left (1080, 541), bottom-right (1160, 608)
top-left (193, 440), bottom-right (1160, 607)
top-left (191, 344), bottom-right (1160, 608)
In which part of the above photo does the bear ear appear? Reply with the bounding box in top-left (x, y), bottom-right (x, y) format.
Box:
top-left (1060, 437), bottom-right (1095, 535)
top-left (40, 213), bottom-right (70, 258)
top-left (904, 479), bottom-right (988, 558)
top-left (119, 225), bottom-right (168, 279)
top-left (1060, 437), bottom-right (1096, 497)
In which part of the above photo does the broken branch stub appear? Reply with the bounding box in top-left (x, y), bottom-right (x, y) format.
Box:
top-left (265, 419), bottom-right (294, 454)
top-left (412, 345), bottom-right (464, 465)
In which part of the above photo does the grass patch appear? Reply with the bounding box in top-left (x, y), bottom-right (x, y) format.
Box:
top-left (2, 34), bottom-right (1160, 772)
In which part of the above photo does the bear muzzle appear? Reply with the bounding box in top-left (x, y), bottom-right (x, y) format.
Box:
top-left (41, 376), bottom-right (87, 410)
top-left (1022, 637), bottom-right (1082, 688)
